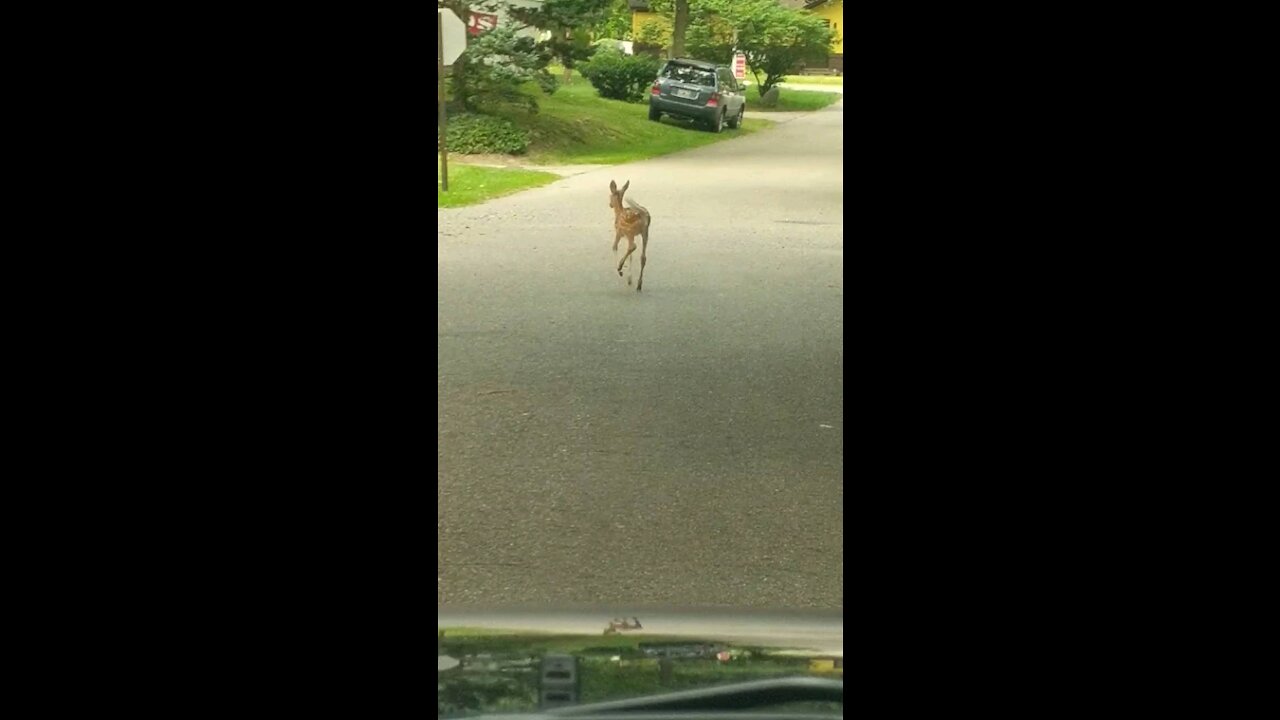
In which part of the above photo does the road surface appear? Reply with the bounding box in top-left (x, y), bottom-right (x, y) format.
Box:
top-left (438, 101), bottom-right (843, 610)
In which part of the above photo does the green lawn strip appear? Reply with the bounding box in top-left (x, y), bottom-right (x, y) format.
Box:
top-left (437, 162), bottom-right (559, 208)
top-left (744, 87), bottom-right (841, 112)
top-left (778, 74), bottom-right (844, 86)
top-left (744, 68), bottom-right (843, 86)
top-left (473, 70), bottom-right (770, 165)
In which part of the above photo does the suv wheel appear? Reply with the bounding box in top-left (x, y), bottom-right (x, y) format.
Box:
top-left (710, 109), bottom-right (724, 133)
top-left (649, 104), bottom-right (661, 122)
top-left (727, 105), bottom-right (744, 129)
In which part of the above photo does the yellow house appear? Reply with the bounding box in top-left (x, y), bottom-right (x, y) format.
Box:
top-left (785, 0), bottom-right (843, 72)
top-left (807, 0), bottom-right (843, 57)
top-left (628, 1), bottom-right (663, 41)
top-left (809, 657), bottom-right (845, 675)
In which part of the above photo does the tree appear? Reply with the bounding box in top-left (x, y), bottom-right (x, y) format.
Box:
top-left (684, 8), bottom-right (736, 64)
top-left (671, 0), bottom-right (690, 58)
top-left (595, 0), bottom-right (634, 40)
top-left (692, 0), bottom-right (832, 95)
top-left (450, 26), bottom-right (557, 113)
top-left (737, 7), bottom-right (831, 95)
top-left (496, 0), bottom-right (614, 83)
top-left (632, 13), bottom-right (672, 56)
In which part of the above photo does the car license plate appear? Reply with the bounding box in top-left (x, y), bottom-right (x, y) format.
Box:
top-left (674, 88), bottom-right (697, 99)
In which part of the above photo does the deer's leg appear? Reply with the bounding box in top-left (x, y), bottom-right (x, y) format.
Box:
top-left (619, 237), bottom-right (640, 279)
top-left (636, 231), bottom-right (649, 292)
top-left (613, 231), bottom-right (622, 274)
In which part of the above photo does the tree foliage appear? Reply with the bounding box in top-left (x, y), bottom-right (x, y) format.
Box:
top-left (633, 14), bottom-right (673, 52)
top-left (639, 0), bottom-right (834, 93)
top-left (450, 26), bottom-right (558, 113)
top-left (684, 10), bottom-right (736, 64)
top-left (494, 0), bottom-right (614, 75)
top-left (725, 0), bottom-right (832, 94)
top-left (596, 0), bottom-right (634, 40)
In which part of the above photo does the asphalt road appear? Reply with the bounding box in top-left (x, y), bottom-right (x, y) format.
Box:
top-left (438, 100), bottom-right (843, 610)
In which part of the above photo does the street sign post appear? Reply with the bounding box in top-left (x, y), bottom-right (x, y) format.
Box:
top-left (733, 53), bottom-right (747, 80)
top-left (438, 7), bottom-right (466, 192)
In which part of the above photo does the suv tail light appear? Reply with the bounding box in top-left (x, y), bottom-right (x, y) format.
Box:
top-left (651, 83), bottom-right (660, 95)
top-left (706, 92), bottom-right (720, 107)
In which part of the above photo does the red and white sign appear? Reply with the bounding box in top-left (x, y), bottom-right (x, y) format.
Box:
top-left (733, 53), bottom-right (747, 80)
top-left (468, 11), bottom-right (497, 36)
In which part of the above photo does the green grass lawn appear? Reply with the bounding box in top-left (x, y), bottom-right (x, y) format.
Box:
top-left (503, 81), bottom-right (768, 164)
top-left (437, 68), bottom-right (836, 206)
top-left (742, 68), bottom-right (843, 87)
top-left (743, 87), bottom-right (842, 112)
top-left (461, 69), bottom-right (771, 165)
top-left (437, 161), bottom-right (559, 208)
top-left (780, 74), bottom-right (844, 86)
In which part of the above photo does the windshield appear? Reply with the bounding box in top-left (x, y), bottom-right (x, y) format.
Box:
top-left (661, 63), bottom-right (716, 87)
top-left (438, 0), bottom-right (843, 716)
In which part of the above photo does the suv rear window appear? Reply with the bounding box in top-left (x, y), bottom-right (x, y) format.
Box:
top-left (661, 63), bottom-right (716, 87)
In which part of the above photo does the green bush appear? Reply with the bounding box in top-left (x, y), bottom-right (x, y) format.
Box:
top-left (580, 50), bottom-right (663, 103)
top-left (445, 113), bottom-right (529, 155)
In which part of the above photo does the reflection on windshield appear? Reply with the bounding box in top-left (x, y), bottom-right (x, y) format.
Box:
top-left (438, 626), bottom-right (843, 717)
top-left (661, 64), bottom-right (716, 87)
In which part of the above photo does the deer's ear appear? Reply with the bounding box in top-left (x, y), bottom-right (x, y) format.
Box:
top-left (609, 181), bottom-right (617, 193)
top-left (621, 181), bottom-right (630, 194)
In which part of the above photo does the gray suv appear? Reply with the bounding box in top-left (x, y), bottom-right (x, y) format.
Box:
top-left (648, 58), bottom-right (746, 133)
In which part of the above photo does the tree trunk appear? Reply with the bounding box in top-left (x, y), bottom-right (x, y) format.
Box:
top-left (671, 0), bottom-right (689, 59)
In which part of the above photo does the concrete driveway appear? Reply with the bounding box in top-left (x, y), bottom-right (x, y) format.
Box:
top-left (438, 100), bottom-right (843, 610)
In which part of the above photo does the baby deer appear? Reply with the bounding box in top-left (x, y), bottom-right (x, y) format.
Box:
top-left (609, 180), bottom-right (651, 291)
